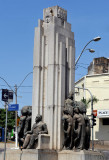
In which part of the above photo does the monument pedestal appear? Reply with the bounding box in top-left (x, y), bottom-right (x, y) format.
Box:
top-left (0, 149), bottom-right (57, 160)
top-left (0, 149), bottom-right (105, 160)
top-left (58, 150), bottom-right (105, 160)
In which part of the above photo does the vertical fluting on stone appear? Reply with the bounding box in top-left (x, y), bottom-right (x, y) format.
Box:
top-left (47, 24), bottom-right (56, 149)
top-left (57, 41), bottom-right (66, 149)
top-left (54, 33), bottom-right (59, 149)
top-left (32, 20), bottom-right (43, 123)
top-left (32, 6), bottom-right (75, 150)
top-left (40, 36), bottom-right (45, 118)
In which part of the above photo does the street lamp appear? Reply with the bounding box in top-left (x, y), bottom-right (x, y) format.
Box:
top-left (14, 71), bottom-right (33, 148)
top-left (0, 72), bottom-right (33, 150)
top-left (93, 36), bottom-right (101, 41)
top-left (86, 49), bottom-right (95, 53)
top-left (75, 36), bottom-right (101, 66)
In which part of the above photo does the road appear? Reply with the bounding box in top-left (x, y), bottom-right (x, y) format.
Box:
top-left (0, 141), bottom-right (15, 151)
top-left (97, 150), bottom-right (109, 160)
top-left (94, 144), bottom-right (109, 160)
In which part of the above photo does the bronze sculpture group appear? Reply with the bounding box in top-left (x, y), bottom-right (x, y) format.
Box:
top-left (18, 106), bottom-right (48, 149)
top-left (22, 114), bottom-right (48, 149)
top-left (18, 106), bottom-right (32, 147)
top-left (18, 92), bottom-right (90, 150)
top-left (62, 92), bottom-right (90, 150)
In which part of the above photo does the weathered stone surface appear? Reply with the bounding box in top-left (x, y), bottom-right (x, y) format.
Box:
top-left (37, 134), bottom-right (50, 149)
top-left (32, 6), bottom-right (75, 150)
top-left (0, 149), bottom-right (58, 160)
top-left (58, 150), bottom-right (105, 160)
top-left (0, 149), bottom-right (105, 160)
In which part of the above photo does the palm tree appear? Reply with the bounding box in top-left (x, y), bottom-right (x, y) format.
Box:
top-left (81, 96), bottom-right (98, 108)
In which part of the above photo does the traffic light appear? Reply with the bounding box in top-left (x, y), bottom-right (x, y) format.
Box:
top-left (92, 114), bottom-right (96, 126)
top-left (0, 109), bottom-right (2, 119)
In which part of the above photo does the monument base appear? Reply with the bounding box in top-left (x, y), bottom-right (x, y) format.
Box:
top-left (58, 150), bottom-right (105, 160)
top-left (0, 149), bottom-right (105, 160)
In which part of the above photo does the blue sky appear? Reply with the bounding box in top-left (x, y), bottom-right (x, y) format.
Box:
top-left (0, 0), bottom-right (109, 114)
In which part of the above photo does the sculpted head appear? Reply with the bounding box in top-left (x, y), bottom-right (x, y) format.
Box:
top-left (35, 115), bottom-right (42, 123)
top-left (68, 91), bottom-right (74, 100)
top-left (74, 107), bottom-right (79, 114)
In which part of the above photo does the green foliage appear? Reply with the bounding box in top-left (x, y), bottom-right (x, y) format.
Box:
top-left (81, 96), bottom-right (98, 108)
top-left (0, 109), bottom-right (15, 131)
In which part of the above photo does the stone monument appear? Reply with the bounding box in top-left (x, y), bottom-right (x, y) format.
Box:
top-left (32, 6), bottom-right (75, 150)
top-left (0, 6), bottom-right (105, 160)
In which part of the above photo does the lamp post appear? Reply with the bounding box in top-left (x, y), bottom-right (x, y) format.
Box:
top-left (75, 36), bottom-right (101, 66)
top-left (0, 77), bottom-right (15, 160)
top-left (14, 71), bottom-right (33, 148)
top-left (0, 72), bottom-right (33, 150)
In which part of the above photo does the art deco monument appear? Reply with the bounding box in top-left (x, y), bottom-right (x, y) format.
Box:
top-left (0, 6), bottom-right (105, 160)
top-left (32, 6), bottom-right (75, 150)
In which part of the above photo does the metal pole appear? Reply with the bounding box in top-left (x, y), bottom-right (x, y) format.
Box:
top-left (75, 86), bottom-right (94, 150)
top-left (15, 84), bottom-right (18, 148)
top-left (91, 100), bottom-right (94, 150)
top-left (4, 102), bottom-right (8, 160)
top-left (86, 88), bottom-right (94, 151)
top-left (75, 39), bottom-right (93, 66)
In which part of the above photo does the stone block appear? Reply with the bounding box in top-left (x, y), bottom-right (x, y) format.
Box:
top-left (58, 150), bottom-right (105, 160)
top-left (37, 134), bottom-right (50, 149)
top-left (0, 149), bottom-right (58, 160)
top-left (0, 149), bottom-right (106, 160)
top-left (0, 149), bottom-right (22, 160)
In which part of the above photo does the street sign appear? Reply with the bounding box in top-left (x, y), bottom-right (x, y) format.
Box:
top-left (1, 89), bottom-right (14, 102)
top-left (97, 110), bottom-right (109, 118)
top-left (2, 89), bottom-right (8, 102)
top-left (8, 90), bottom-right (13, 103)
top-left (8, 104), bottom-right (19, 111)
top-left (93, 110), bottom-right (97, 116)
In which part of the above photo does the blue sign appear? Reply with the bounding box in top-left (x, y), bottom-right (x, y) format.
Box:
top-left (8, 104), bottom-right (19, 111)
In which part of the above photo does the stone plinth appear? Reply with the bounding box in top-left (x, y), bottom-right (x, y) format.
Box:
top-left (58, 150), bottom-right (105, 160)
top-left (0, 149), bottom-right (105, 160)
top-left (0, 149), bottom-right (58, 160)
top-left (37, 134), bottom-right (50, 149)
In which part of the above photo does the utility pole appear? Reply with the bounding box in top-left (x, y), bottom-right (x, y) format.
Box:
top-left (0, 73), bottom-right (33, 149)
top-left (15, 84), bottom-right (18, 148)
top-left (4, 102), bottom-right (8, 160)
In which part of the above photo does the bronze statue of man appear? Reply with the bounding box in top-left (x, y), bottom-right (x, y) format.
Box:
top-left (18, 107), bottom-right (28, 147)
top-left (62, 108), bottom-right (74, 149)
top-left (22, 114), bottom-right (48, 149)
top-left (18, 106), bottom-right (32, 147)
top-left (73, 107), bottom-right (85, 150)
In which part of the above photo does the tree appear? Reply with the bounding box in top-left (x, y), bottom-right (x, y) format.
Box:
top-left (81, 96), bottom-right (98, 108)
top-left (0, 109), bottom-right (15, 131)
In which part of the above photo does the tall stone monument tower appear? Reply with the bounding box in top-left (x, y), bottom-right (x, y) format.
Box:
top-left (32, 6), bottom-right (75, 150)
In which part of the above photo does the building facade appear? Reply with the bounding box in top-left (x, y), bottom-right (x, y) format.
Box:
top-left (75, 57), bottom-right (109, 143)
top-left (88, 57), bottom-right (109, 75)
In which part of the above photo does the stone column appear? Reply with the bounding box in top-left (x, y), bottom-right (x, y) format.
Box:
top-left (32, 6), bottom-right (75, 150)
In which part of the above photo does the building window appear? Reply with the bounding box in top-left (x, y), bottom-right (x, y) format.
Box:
top-left (102, 118), bottom-right (109, 125)
top-left (104, 80), bottom-right (109, 82)
top-left (92, 80), bottom-right (99, 83)
top-left (104, 99), bottom-right (109, 101)
top-left (82, 84), bottom-right (84, 88)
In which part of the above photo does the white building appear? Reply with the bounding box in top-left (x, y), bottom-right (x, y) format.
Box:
top-left (75, 57), bottom-right (109, 143)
